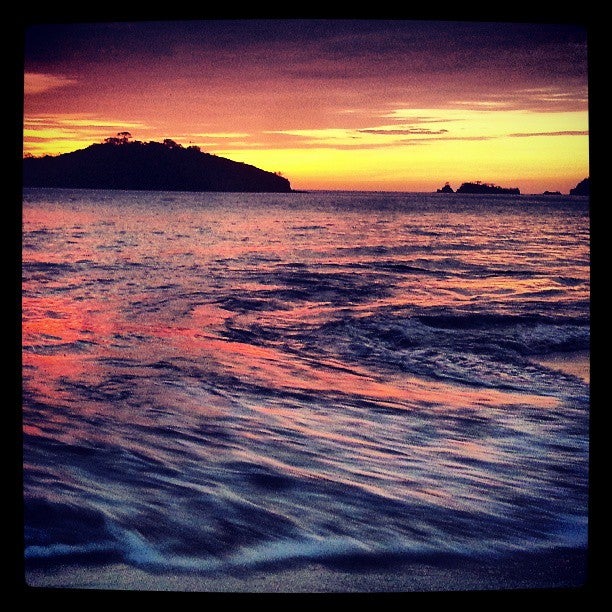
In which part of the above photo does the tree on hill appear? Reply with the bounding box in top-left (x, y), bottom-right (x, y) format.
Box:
top-left (22, 134), bottom-right (292, 193)
top-left (163, 139), bottom-right (182, 149)
top-left (104, 131), bottom-right (132, 145)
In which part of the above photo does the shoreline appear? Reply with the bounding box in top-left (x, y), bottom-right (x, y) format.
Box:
top-left (531, 350), bottom-right (590, 384)
top-left (23, 548), bottom-right (588, 593)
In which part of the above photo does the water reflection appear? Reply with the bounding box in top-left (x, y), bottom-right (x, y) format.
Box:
top-left (22, 190), bottom-right (589, 574)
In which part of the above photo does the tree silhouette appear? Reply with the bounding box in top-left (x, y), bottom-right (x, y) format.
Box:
top-left (23, 136), bottom-right (293, 192)
top-left (104, 132), bottom-right (132, 145)
top-left (163, 139), bottom-right (182, 149)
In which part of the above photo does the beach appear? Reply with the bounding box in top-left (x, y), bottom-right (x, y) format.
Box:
top-left (24, 548), bottom-right (587, 593)
top-left (531, 351), bottom-right (590, 385)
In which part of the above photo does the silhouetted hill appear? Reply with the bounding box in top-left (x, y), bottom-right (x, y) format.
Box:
top-left (23, 137), bottom-right (292, 193)
top-left (569, 178), bottom-right (589, 196)
top-left (456, 182), bottom-right (520, 195)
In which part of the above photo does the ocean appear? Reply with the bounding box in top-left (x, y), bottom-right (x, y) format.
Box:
top-left (21, 188), bottom-right (590, 591)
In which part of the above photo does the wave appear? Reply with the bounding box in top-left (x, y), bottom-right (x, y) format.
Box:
top-left (23, 407), bottom-right (589, 575)
top-left (22, 190), bottom-right (589, 585)
top-left (24, 502), bottom-right (587, 576)
top-left (314, 310), bottom-right (589, 397)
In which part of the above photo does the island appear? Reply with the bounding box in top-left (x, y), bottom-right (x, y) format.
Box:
top-left (542, 191), bottom-right (562, 196)
top-left (436, 183), bottom-right (454, 193)
top-left (22, 133), bottom-right (292, 193)
top-left (456, 181), bottom-right (520, 195)
top-left (569, 178), bottom-right (589, 196)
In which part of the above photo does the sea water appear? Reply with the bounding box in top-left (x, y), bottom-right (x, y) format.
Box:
top-left (21, 189), bottom-right (590, 584)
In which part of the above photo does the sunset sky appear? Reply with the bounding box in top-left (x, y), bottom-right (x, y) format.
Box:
top-left (23, 19), bottom-right (589, 193)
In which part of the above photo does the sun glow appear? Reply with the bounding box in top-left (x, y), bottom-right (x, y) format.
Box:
top-left (22, 21), bottom-right (589, 192)
top-left (215, 107), bottom-right (588, 192)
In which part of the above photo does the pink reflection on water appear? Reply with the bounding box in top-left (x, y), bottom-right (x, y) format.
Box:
top-left (23, 424), bottom-right (44, 437)
top-left (22, 196), bottom-right (581, 454)
top-left (170, 322), bottom-right (560, 411)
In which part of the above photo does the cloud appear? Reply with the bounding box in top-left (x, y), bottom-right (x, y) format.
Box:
top-left (55, 118), bottom-right (149, 129)
top-left (449, 86), bottom-right (589, 113)
top-left (404, 135), bottom-right (495, 143)
top-left (253, 126), bottom-right (497, 150)
top-left (191, 132), bottom-right (251, 139)
top-left (24, 72), bottom-right (78, 95)
top-left (24, 113), bottom-right (149, 131)
top-left (450, 100), bottom-right (515, 110)
top-left (508, 130), bottom-right (588, 138)
top-left (22, 113), bottom-right (151, 156)
top-left (358, 128), bottom-right (449, 135)
top-left (383, 109), bottom-right (462, 122)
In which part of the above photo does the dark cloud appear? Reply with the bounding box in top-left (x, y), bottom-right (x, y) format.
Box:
top-left (25, 19), bottom-right (587, 82)
top-left (24, 19), bottom-right (588, 123)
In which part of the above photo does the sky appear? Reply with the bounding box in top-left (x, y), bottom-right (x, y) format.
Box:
top-left (22, 19), bottom-right (589, 193)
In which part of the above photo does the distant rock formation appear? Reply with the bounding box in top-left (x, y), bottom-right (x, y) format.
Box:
top-left (542, 191), bottom-right (562, 195)
top-left (436, 182), bottom-right (454, 193)
top-left (23, 134), bottom-right (292, 193)
top-left (456, 182), bottom-right (520, 195)
top-left (569, 178), bottom-right (589, 196)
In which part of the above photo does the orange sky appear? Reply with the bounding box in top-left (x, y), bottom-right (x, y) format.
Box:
top-left (23, 20), bottom-right (589, 193)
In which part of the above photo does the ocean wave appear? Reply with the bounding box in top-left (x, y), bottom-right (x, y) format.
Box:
top-left (24, 504), bottom-right (588, 575)
top-left (415, 312), bottom-right (587, 330)
top-left (22, 190), bottom-right (589, 583)
top-left (314, 310), bottom-right (589, 396)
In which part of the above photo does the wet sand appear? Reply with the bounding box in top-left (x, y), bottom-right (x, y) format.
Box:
top-left (532, 350), bottom-right (590, 384)
top-left (23, 548), bottom-right (588, 593)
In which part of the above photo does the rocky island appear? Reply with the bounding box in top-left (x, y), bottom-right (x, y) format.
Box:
top-left (435, 181), bottom-right (520, 194)
top-left (456, 182), bottom-right (520, 195)
top-left (23, 133), bottom-right (292, 193)
top-left (569, 178), bottom-right (589, 196)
